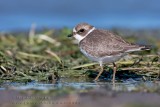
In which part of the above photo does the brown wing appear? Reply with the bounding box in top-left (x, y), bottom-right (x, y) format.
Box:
top-left (79, 29), bottom-right (140, 57)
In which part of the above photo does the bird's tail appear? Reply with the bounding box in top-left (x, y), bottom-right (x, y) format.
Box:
top-left (139, 45), bottom-right (151, 51)
top-left (126, 45), bottom-right (151, 52)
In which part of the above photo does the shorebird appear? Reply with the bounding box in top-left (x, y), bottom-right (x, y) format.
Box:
top-left (68, 23), bottom-right (150, 81)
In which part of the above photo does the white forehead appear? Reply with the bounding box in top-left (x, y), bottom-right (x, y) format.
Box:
top-left (73, 25), bottom-right (91, 32)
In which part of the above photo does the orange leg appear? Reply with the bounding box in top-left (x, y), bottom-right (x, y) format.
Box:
top-left (112, 62), bottom-right (117, 84)
top-left (94, 62), bottom-right (103, 81)
top-left (94, 66), bottom-right (103, 81)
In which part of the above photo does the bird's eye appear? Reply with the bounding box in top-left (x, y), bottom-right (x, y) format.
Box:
top-left (78, 29), bottom-right (85, 33)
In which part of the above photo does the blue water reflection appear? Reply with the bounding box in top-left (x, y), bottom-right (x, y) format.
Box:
top-left (0, 0), bottom-right (160, 31)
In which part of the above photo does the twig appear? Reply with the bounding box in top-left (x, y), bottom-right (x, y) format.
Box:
top-left (117, 61), bottom-right (160, 65)
top-left (72, 62), bottom-right (98, 69)
top-left (18, 52), bottom-right (48, 59)
top-left (45, 49), bottom-right (62, 64)
top-left (129, 54), bottom-right (159, 57)
top-left (38, 34), bottom-right (61, 47)
top-left (121, 67), bottom-right (160, 73)
top-left (29, 23), bottom-right (36, 44)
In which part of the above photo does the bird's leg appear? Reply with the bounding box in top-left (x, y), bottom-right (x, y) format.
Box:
top-left (94, 66), bottom-right (103, 81)
top-left (94, 62), bottom-right (103, 81)
top-left (112, 62), bottom-right (117, 83)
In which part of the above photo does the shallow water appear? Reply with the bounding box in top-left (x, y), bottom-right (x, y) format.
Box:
top-left (0, 77), bottom-right (159, 91)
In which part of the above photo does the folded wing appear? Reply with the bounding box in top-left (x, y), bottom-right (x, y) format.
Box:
top-left (80, 29), bottom-right (147, 57)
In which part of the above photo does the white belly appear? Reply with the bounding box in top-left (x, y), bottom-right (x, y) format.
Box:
top-left (80, 48), bottom-right (126, 63)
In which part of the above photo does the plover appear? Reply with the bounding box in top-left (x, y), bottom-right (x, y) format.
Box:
top-left (68, 23), bottom-right (150, 81)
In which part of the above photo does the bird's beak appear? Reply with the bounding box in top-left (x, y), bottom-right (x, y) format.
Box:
top-left (67, 34), bottom-right (73, 37)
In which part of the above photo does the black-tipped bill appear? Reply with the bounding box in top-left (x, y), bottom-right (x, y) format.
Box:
top-left (67, 34), bottom-right (73, 37)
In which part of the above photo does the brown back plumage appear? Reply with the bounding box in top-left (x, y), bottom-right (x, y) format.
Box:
top-left (79, 29), bottom-right (144, 57)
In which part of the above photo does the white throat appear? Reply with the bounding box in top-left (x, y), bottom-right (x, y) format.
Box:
top-left (74, 27), bottom-right (95, 42)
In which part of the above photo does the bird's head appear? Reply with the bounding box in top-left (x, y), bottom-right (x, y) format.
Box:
top-left (68, 23), bottom-right (95, 42)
